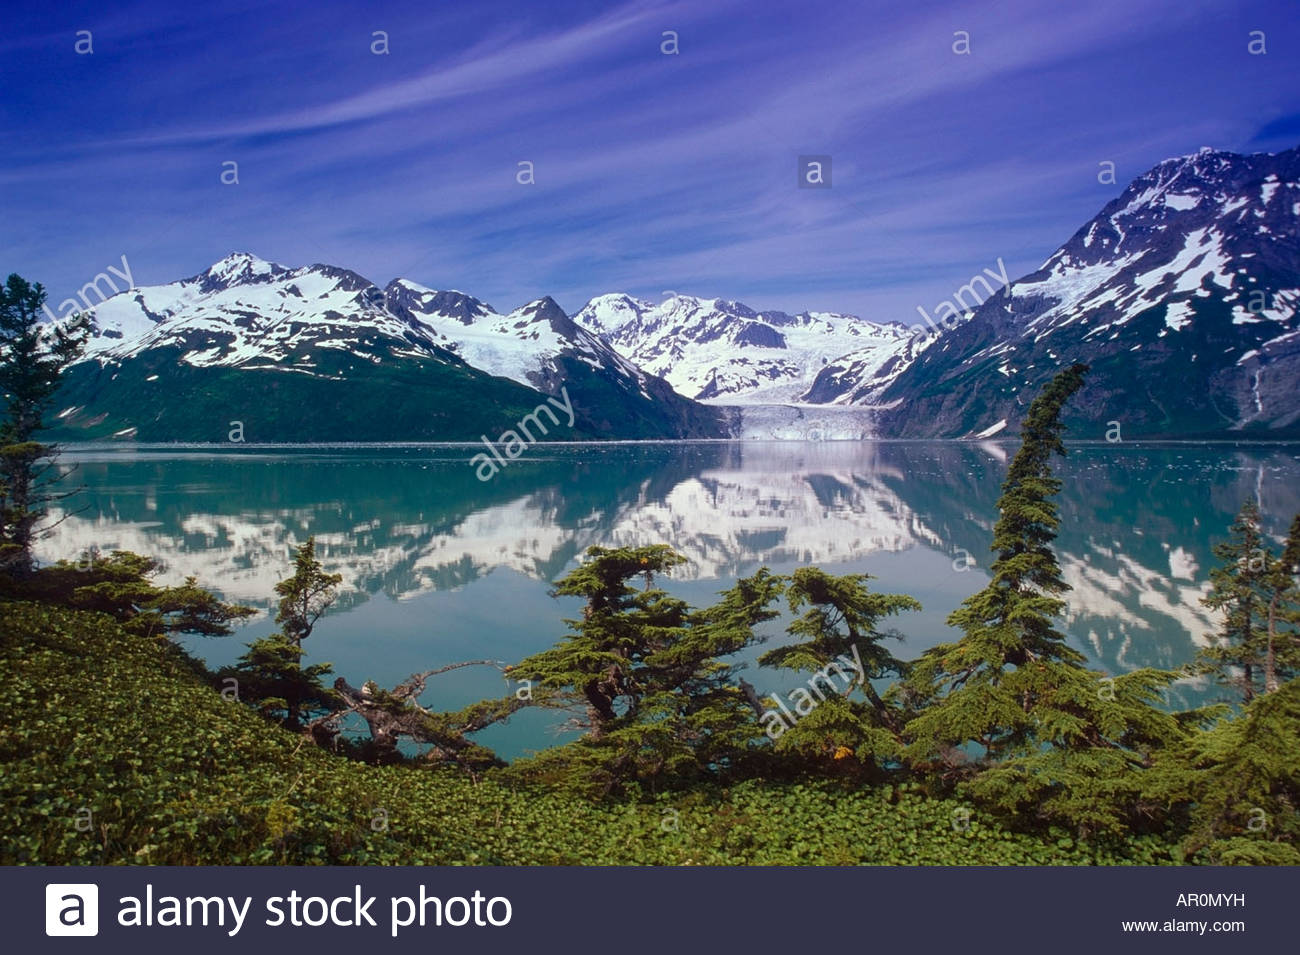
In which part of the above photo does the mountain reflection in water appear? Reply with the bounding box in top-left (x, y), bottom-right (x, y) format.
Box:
top-left (39, 441), bottom-right (1300, 759)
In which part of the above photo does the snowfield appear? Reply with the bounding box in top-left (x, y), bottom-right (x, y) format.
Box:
top-left (573, 293), bottom-right (918, 404)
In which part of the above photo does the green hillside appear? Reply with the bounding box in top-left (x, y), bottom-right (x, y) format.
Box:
top-left (46, 343), bottom-right (730, 443)
top-left (0, 601), bottom-right (1168, 866)
top-left (45, 350), bottom-right (600, 443)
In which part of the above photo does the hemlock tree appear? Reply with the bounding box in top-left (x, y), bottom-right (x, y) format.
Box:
top-left (1261, 514), bottom-right (1300, 693)
top-left (1197, 502), bottom-right (1300, 700)
top-left (0, 274), bottom-right (90, 577)
top-left (510, 544), bottom-right (784, 793)
top-left (961, 666), bottom-right (1199, 838)
top-left (1144, 675), bottom-right (1300, 865)
top-left (515, 545), bottom-right (690, 739)
top-left (225, 538), bottom-right (343, 730)
top-left (227, 633), bottom-right (338, 731)
top-left (901, 364), bottom-right (1193, 835)
top-left (903, 364), bottom-right (1095, 766)
top-left (274, 536), bottom-right (343, 648)
top-left (22, 550), bottom-right (255, 639)
top-left (662, 563), bottom-right (786, 772)
top-left (757, 567), bottom-right (919, 777)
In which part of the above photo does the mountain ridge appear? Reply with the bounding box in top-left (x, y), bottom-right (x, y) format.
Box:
top-left (867, 144), bottom-right (1300, 438)
top-left (56, 254), bottom-right (728, 442)
top-left (46, 144), bottom-right (1300, 441)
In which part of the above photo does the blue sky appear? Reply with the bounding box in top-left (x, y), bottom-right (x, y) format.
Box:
top-left (3, 0), bottom-right (1298, 324)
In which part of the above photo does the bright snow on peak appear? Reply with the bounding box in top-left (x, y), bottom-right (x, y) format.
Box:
top-left (571, 292), bottom-right (916, 404)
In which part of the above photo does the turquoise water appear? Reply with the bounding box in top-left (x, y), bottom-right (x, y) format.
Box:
top-left (40, 441), bottom-right (1300, 760)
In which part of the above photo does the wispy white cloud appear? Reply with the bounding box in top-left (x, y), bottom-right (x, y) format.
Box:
top-left (4, 0), bottom-right (1297, 317)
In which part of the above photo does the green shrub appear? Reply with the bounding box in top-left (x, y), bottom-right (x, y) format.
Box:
top-left (0, 601), bottom-right (1175, 865)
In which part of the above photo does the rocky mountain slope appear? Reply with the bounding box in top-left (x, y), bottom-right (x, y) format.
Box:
top-left (46, 146), bottom-right (1299, 442)
top-left (572, 293), bottom-right (924, 404)
top-left (870, 146), bottom-right (1300, 438)
top-left (53, 254), bottom-right (727, 442)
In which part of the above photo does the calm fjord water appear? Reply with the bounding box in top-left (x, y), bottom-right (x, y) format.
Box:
top-left (40, 441), bottom-right (1300, 760)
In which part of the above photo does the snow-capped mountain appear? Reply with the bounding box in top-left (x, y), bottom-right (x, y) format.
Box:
top-left (82, 254), bottom-right (458, 369)
top-left (51, 145), bottom-right (1300, 442)
top-left (382, 280), bottom-right (652, 395)
top-left (798, 326), bottom-right (942, 405)
top-left (57, 254), bottom-right (727, 441)
top-left (873, 145), bottom-right (1300, 438)
top-left (83, 254), bottom-right (651, 391)
top-left (573, 293), bottom-right (923, 404)
top-left (379, 280), bottom-right (716, 436)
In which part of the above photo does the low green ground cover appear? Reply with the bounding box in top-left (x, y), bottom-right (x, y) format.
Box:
top-left (0, 602), bottom-right (1170, 866)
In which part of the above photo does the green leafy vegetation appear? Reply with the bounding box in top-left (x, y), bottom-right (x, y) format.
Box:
top-left (0, 601), bottom-right (1175, 865)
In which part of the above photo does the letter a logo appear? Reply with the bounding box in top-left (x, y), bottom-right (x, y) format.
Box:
top-left (45, 884), bottom-right (99, 936)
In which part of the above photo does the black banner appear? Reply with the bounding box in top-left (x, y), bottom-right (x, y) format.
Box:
top-left (8, 865), bottom-right (1286, 953)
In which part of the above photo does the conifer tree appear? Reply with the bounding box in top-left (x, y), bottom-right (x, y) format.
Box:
top-left (16, 549), bottom-right (254, 638)
top-left (274, 537), bottom-right (343, 648)
top-left (654, 563), bottom-right (785, 773)
top-left (516, 544), bottom-right (689, 736)
top-left (1145, 676), bottom-right (1300, 864)
top-left (901, 364), bottom-right (1196, 835)
top-left (903, 364), bottom-right (1093, 765)
top-left (510, 544), bottom-right (783, 792)
top-left (1197, 500), bottom-right (1274, 702)
top-left (0, 273), bottom-right (89, 576)
top-left (224, 537), bottom-right (342, 730)
top-left (757, 567), bottom-right (918, 775)
top-left (228, 634), bottom-right (338, 731)
top-left (1262, 514), bottom-right (1300, 693)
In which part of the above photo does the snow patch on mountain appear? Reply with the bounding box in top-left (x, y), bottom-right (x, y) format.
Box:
top-left (384, 280), bottom-right (567, 387)
top-left (81, 253), bottom-right (447, 373)
top-left (968, 149), bottom-right (1299, 357)
top-left (873, 145), bottom-right (1300, 438)
top-left (384, 280), bottom-right (654, 394)
top-left (573, 293), bottom-right (916, 404)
